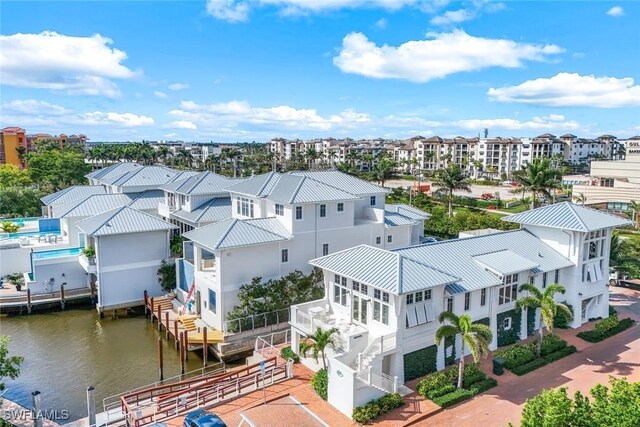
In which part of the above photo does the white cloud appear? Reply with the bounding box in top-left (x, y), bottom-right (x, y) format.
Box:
top-left (165, 120), bottom-right (198, 130)
top-left (487, 73), bottom-right (640, 108)
top-left (429, 1), bottom-right (505, 25)
top-left (0, 31), bottom-right (138, 98)
top-left (606, 6), bottom-right (624, 16)
top-left (206, 0), bottom-right (250, 22)
top-left (168, 83), bottom-right (189, 91)
top-left (1, 99), bottom-right (70, 116)
top-left (79, 112), bottom-right (154, 127)
top-left (154, 91), bottom-right (168, 99)
top-left (333, 30), bottom-right (564, 83)
top-left (374, 18), bottom-right (388, 30)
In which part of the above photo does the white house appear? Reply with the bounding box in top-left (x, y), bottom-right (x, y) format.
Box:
top-left (178, 171), bottom-right (429, 332)
top-left (289, 202), bottom-right (631, 418)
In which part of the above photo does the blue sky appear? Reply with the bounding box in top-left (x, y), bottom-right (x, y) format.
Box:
top-left (1, 1), bottom-right (638, 142)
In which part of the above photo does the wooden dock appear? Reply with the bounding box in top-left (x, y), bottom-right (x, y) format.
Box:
top-left (0, 287), bottom-right (95, 315)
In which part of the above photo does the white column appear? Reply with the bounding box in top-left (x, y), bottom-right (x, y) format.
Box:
top-left (436, 343), bottom-right (445, 371)
top-left (520, 308), bottom-right (528, 340)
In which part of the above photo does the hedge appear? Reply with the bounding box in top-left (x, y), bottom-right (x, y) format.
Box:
top-left (432, 389), bottom-right (473, 408)
top-left (280, 346), bottom-right (300, 363)
top-left (542, 345), bottom-right (577, 363)
top-left (352, 393), bottom-right (404, 424)
top-left (311, 369), bottom-right (328, 400)
top-left (554, 303), bottom-right (573, 329)
top-left (403, 345), bottom-right (437, 381)
top-left (469, 377), bottom-right (498, 396)
top-left (417, 371), bottom-right (450, 397)
top-left (497, 309), bottom-right (521, 347)
top-left (494, 345), bottom-right (536, 370)
top-left (510, 346), bottom-right (577, 376)
top-left (427, 384), bottom-right (457, 400)
top-left (577, 318), bottom-right (634, 343)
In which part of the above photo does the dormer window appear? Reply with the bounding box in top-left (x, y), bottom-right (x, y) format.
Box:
top-left (275, 204), bottom-right (284, 216)
top-left (238, 197), bottom-right (254, 218)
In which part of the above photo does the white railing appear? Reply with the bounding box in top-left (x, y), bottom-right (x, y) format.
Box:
top-left (356, 368), bottom-right (399, 394)
top-left (223, 308), bottom-right (290, 335)
top-left (255, 330), bottom-right (291, 356)
top-left (356, 332), bottom-right (397, 372)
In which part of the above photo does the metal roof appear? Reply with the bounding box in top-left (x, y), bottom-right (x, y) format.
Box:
top-left (41, 185), bottom-right (106, 206)
top-left (76, 206), bottom-right (176, 236)
top-left (57, 194), bottom-right (136, 218)
top-left (159, 171), bottom-right (240, 195)
top-left (310, 245), bottom-right (460, 294)
top-left (384, 212), bottom-right (417, 227)
top-left (127, 190), bottom-right (165, 211)
top-left (183, 217), bottom-right (291, 250)
top-left (394, 229), bottom-right (574, 293)
top-left (385, 204), bottom-right (430, 220)
top-left (85, 162), bottom-right (142, 181)
top-left (502, 202), bottom-right (632, 232)
top-left (290, 171), bottom-right (389, 195)
top-left (172, 198), bottom-right (232, 226)
top-left (103, 166), bottom-right (180, 187)
top-left (473, 250), bottom-right (540, 276)
top-left (226, 172), bottom-right (280, 197)
top-left (445, 283), bottom-right (467, 296)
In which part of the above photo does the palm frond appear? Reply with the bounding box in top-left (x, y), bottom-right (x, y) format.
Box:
top-left (516, 296), bottom-right (541, 311)
top-left (543, 283), bottom-right (566, 297)
top-left (438, 310), bottom-right (460, 325)
top-left (434, 325), bottom-right (459, 345)
top-left (518, 283), bottom-right (543, 299)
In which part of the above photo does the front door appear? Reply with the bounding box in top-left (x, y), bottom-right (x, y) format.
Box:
top-left (352, 295), bottom-right (368, 325)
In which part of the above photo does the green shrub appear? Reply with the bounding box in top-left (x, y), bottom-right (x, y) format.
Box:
top-left (417, 371), bottom-right (451, 398)
top-left (594, 315), bottom-right (619, 334)
top-left (352, 393), bottom-right (404, 424)
top-left (427, 384), bottom-right (457, 400)
top-left (280, 346), bottom-right (300, 363)
top-left (494, 345), bottom-right (536, 370)
top-left (511, 358), bottom-right (548, 376)
top-left (530, 334), bottom-right (567, 357)
top-left (432, 389), bottom-right (473, 408)
top-left (469, 378), bottom-right (498, 396)
top-left (542, 345), bottom-right (577, 363)
top-left (577, 318), bottom-right (634, 343)
top-left (403, 345), bottom-right (437, 381)
top-left (554, 303), bottom-right (573, 329)
top-left (609, 305), bottom-right (617, 317)
top-left (310, 368), bottom-right (328, 400)
top-left (463, 371), bottom-right (487, 388)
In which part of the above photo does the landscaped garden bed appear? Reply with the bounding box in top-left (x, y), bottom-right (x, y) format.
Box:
top-left (352, 393), bottom-right (404, 424)
top-left (416, 363), bottom-right (498, 408)
top-left (577, 313), bottom-right (635, 343)
top-left (493, 334), bottom-right (577, 376)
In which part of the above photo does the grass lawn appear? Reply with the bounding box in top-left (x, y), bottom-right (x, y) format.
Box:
top-left (454, 207), bottom-right (507, 219)
top-left (501, 203), bottom-right (530, 213)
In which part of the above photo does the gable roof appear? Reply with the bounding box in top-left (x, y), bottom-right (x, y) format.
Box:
top-left (310, 245), bottom-right (460, 294)
top-left (226, 172), bottom-right (280, 197)
top-left (473, 250), bottom-right (540, 276)
top-left (385, 204), bottom-right (430, 220)
top-left (56, 194), bottom-right (136, 218)
top-left (502, 202), bottom-right (632, 232)
top-left (41, 185), bottom-right (106, 206)
top-left (102, 166), bottom-right (179, 187)
top-left (290, 170), bottom-right (389, 195)
top-left (76, 206), bottom-right (176, 236)
top-left (183, 217), bottom-right (291, 250)
top-left (172, 198), bottom-right (232, 226)
top-left (127, 190), bottom-right (165, 211)
top-left (159, 171), bottom-right (239, 195)
top-left (384, 212), bottom-right (417, 227)
top-left (85, 162), bottom-right (142, 181)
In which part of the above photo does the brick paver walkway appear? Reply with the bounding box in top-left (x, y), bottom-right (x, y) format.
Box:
top-left (417, 286), bottom-right (640, 426)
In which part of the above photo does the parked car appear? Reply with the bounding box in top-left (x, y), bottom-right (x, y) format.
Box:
top-left (183, 410), bottom-right (227, 427)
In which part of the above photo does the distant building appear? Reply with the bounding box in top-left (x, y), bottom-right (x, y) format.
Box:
top-left (0, 127), bottom-right (28, 168)
top-left (29, 133), bottom-right (88, 149)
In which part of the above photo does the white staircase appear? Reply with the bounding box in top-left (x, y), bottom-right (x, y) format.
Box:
top-left (351, 332), bottom-right (400, 394)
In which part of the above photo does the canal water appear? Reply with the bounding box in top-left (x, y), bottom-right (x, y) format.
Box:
top-left (1, 308), bottom-right (216, 421)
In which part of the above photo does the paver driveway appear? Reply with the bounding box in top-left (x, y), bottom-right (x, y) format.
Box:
top-left (418, 286), bottom-right (640, 427)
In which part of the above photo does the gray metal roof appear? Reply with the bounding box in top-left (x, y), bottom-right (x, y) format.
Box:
top-left (226, 172), bottom-right (280, 197)
top-left (85, 162), bottom-right (142, 181)
top-left (103, 166), bottom-right (179, 187)
top-left (384, 212), bottom-right (417, 227)
top-left (76, 206), bottom-right (176, 236)
top-left (183, 217), bottom-right (291, 250)
top-left (172, 198), bottom-right (232, 226)
top-left (41, 185), bottom-right (106, 206)
top-left (127, 190), bottom-right (165, 211)
top-left (310, 245), bottom-right (460, 294)
top-left (159, 171), bottom-right (240, 195)
top-left (57, 194), bottom-right (136, 218)
top-left (394, 229), bottom-right (574, 293)
top-left (502, 202), bottom-right (632, 232)
top-left (445, 283), bottom-right (467, 295)
top-left (473, 250), bottom-right (540, 276)
top-left (290, 171), bottom-right (389, 195)
top-left (385, 204), bottom-right (430, 220)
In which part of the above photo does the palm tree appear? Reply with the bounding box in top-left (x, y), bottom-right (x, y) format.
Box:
top-left (609, 232), bottom-right (640, 280)
top-left (299, 327), bottom-right (339, 370)
top-left (176, 148), bottom-right (194, 168)
top-left (15, 146), bottom-right (28, 168)
top-left (574, 192), bottom-right (587, 206)
top-left (373, 157), bottom-right (396, 187)
top-left (515, 283), bottom-right (572, 358)
top-left (513, 159), bottom-right (560, 209)
top-left (432, 164), bottom-right (471, 217)
top-left (472, 159), bottom-right (483, 178)
top-left (434, 312), bottom-right (492, 389)
top-left (157, 145), bottom-right (170, 165)
top-left (628, 200), bottom-right (639, 228)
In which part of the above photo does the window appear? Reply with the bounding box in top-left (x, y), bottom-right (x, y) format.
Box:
top-left (542, 272), bottom-right (547, 288)
top-left (499, 283), bottom-right (518, 305)
top-left (370, 196), bottom-right (376, 206)
top-left (554, 269), bottom-right (559, 284)
top-left (208, 289), bottom-right (216, 314)
top-left (480, 288), bottom-right (486, 306)
top-left (382, 305), bottom-right (389, 325)
top-left (529, 276), bottom-right (535, 285)
top-left (372, 288), bottom-right (390, 325)
top-left (387, 235), bottom-right (393, 244)
top-left (406, 294), bottom-right (414, 305)
top-left (322, 243), bottom-right (329, 256)
top-left (333, 284), bottom-right (347, 306)
top-left (239, 197), bottom-right (254, 218)
top-left (415, 291), bottom-right (423, 303)
top-left (382, 292), bottom-right (389, 303)
top-left (337, 202), bottom-right (344, 212)
top-left (281, 249), bottom-right (288, 263)
top-left (342, 277), bottom-right (347, 287)
top-left (295, 206), bottom-right (303, 220)
top-left (503, 317), bottom-right (512, 330)
top-left (446, 297), bottom-right (453, 312)
top-left (353, 281), bottom-right (360, 292)
top-left (374, 288), bottom-right (381, 300)
top-left (425, 289), bottom-right (432, 300)
top-left (236, 197), bottom-right (241, 214)
top-left (376, 236), bottom-right (381, 245)
top-left (464, 292), bottom-right (471, 311)
top-left (275, 204), bottom-right (284, 216)
top-left (360, 284), bottom-right (368, 295)
top-left (320, 204), bottom-right (326, 218)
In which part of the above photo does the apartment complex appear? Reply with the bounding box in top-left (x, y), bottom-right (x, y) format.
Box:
top-left (269, 133), bottom-right (627, 177)
top-left (289, 202), bottom-right (631, 418)
top-left (0, 127), bottom-right (28, 168)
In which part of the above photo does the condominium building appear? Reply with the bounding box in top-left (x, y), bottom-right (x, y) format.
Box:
top-left (289, 202), bottom-right (631, 418)
top-left (0, 127), bottom-right (28, 168)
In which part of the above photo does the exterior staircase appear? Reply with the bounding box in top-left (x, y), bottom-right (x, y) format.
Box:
top-left (351, 332), bottom-right (400, 394)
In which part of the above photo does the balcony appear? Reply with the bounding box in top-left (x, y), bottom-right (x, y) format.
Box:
top-left (158, 202), bottom-right (176, 218)
top-left (78, 254), bottom-right (96, 274)
top-left (290, 299), bottom-right (368, 353)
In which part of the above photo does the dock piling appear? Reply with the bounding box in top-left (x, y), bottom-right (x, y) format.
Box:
top-left (184, 331), bottom-right (189, 361)
top-left (143, 290), bottom-right (148, 316)
top-left (86, 386), bottom-right (96, 427)
top-left (158, 337), bottom-right (164, 381)
top-left (32, 391), bottom-right (43, 427)
top-left (165, 312), bottom-right (170, 340)
top-left (27, 289), bottom-right (32, 314)
top-left (174, 319), bottom-right (179, 350)
top-left (149, 297), bottom-right (154, 323)
top-left (59, 284), bottom-right (65, 310)
top-left (157, 305), bottom-right (162, 332)
top-left (179, 332), bottom-right (185, 375)
top-left (203, 327), bottom-right (208, 367)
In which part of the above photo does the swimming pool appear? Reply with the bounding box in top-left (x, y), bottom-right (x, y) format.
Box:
top-left (1, 217), bottom-right (41, 226)
top-left (32, 247), bottom-right (83, 260)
